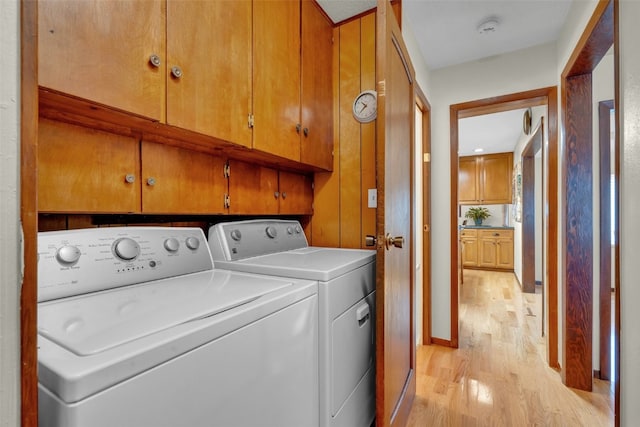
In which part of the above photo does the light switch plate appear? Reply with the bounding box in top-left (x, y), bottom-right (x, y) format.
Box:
top-left (368, 188), bottom-right (377, 208)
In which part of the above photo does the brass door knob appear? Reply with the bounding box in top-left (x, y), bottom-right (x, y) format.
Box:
top-left (385, 234), bottom-right (404, 250)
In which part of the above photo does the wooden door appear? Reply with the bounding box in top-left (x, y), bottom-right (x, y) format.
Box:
top-left (141, 142), bottom-right (226, 214)
top-left (375, 2), bottom-right (416, 426)
top-left (38, 0), bottom-right (165, 120)
top-left (458, 156), bottom-right (479, 204)
top-left (300, 0), bottom-right (334, 170)
top-left (279, 171), bottom-right (314, 215)
top-left (38, 119), bottom-right (141, 213)
top-left (478, 237), bottom-right (497, 268)
top-left (481, 153), bottom-right (513, 203)
top-left (227, 160), bottom-right (279, 215)
top-left (253, 0), bottom-right (301, 161)
top-left (461, 237), bottom-right (478, 267)
top-left (496, 237), bottom-right (514, 270)
top-left (166, 0), bottom-right (252, 148)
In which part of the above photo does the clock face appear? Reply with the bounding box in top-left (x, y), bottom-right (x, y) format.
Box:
top-left (353, 90), bottom-right (377, 123)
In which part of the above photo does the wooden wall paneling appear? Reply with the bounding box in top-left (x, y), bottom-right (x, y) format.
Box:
top-left (360, 13), bottom-right (377, 248)
top-left (21, 0), bottom-right (39, 423)
top-left (310, 26), bottom-right (341, 247)
top-left (598, 100), bottom-right (614, 381)
top-left (38, 119), bottom-right (142, 213)
top-left (339, 19), bottom-right (363, 249)
top-left (228, 160), bottom-right (279, 215)
top-left (562, 73), bottom-right (594, 391)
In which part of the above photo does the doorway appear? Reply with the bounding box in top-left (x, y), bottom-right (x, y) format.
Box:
top-left (449, 87), bottom-right (559, 368)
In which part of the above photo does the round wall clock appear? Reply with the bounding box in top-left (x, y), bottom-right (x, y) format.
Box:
top-left (523, 108), bottom-right (532, 135)
top-left (352, 90), bottom-right (378, 123)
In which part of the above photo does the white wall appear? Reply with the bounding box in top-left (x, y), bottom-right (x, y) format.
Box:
top-left (619, 1), bottom-right (640, 423)
top-left (0, 1), bottom-right (21, 425)
top-left (428, 43), bottom-right (557, 340)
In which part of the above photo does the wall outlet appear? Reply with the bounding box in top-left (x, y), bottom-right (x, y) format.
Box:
top-left (368, 188), bottom-right (377, 208)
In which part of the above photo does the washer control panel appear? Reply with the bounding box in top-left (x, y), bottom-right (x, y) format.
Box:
top-left (209, 220), bottom-right (308, 261)
top-left (38, 227), bottom-right (213, 302)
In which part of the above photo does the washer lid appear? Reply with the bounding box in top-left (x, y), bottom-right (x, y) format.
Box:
top-left (38, 270), bottom-right (292, 356)
top-left (216, 247), bottom-right (376, 282)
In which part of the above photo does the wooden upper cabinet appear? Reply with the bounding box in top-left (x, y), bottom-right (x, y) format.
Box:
top-left (166, 1), bottom-right (252, 147)
top-left (279, 171), bottom-right (314, 215)
top-left (38, 119), bottom-right (141, 213)
top-left (253, 0), bottom-right (301, 161)
top-left (141, 142), bottom-right (227, 214)
top-left (38, 0), bottom-right (165, 121)
top-left (228, 160), bottom-right (279, 215)
top-left (458, 156), bottom-right (479, 203)
top-left (300, 0), bottom-right (334, 171)
top-left (459, 152), bottom-right (513, 204)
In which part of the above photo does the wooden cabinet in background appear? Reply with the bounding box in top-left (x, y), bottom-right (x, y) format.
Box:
top-left (459, 152), bottom-right (513, 204)
top-left (460, 228), bottom-right (514, 270)
top-left (228, 160), bottom-right (313, 215)
top-left (38, 120), bottom-right (227, 214)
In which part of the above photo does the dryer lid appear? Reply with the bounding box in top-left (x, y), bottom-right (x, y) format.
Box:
top-left (38, 270), bottom-right (292, 356)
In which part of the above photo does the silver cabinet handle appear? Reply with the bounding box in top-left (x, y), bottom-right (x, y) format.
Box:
top-left (124, 174), bottom-right (135, 184)
top-left (146, 177), bottom-right (156, 186)
top-left (171, 66), bottom-right (183, 78)
top-left (149, 54), bottom-right (161, 68)
top-left (303, 127), bottom-right (309, 137)
top-left (274, 191), bottom-right (279, 199)
top-left (281, 192), bottom-right (287, 199)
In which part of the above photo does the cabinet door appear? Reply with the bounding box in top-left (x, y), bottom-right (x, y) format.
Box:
top-left (496, 237), bottom-right (514, 269)
top-left (253, 0), bottom-right (301, 161)
top-left (478, 238), bottom-right (498, 268)
top-left (39, 0), bottom-right (165, 121)
top-left (279, 171), bottom-right (314, 215)
top-left (38, 119), bottom-right (141, 213)
top-left (166, 1), bottom-right (252, 148)
top-left (300, 0), bottom-right (334, 170)
top-left (228, 160), bottom-right (279, 215)
top-left (481, 153), bottom-right (513, 204)
top-left (461, 238), bottom-right (478, 267)
top-left (141, 142), bottom-right (226, 214)
top-left (459, 156), bottom-right (479, 204)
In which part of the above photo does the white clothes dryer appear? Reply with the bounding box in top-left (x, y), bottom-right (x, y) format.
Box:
top-left (37, 226), bottom-right (319, 427)
top-left (209, 219), bottom-right (376, 427)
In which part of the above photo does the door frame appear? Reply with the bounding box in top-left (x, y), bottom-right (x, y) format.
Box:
top-left (416, 85), bottom-right (432, 345)
top-left (449, 87), bottom-right (559, 370)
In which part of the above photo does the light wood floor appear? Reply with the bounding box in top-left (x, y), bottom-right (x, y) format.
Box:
top-left (407, 269), bottom-right (613, 426)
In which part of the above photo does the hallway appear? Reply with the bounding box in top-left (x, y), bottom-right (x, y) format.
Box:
top-left (407, 270), bottom-right (613, 426)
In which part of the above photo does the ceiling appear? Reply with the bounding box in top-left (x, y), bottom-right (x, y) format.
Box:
top-left (316, 0), bottom-right (572, 155)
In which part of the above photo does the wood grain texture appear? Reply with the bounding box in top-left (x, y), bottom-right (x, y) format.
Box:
top-left (562, 74), bottom-right (593, 391)
top-left (480, 153), bottom-right (513, 204)
top-left (38, 119), bottom-right (142, 213)
top-left (253, 0), bottom-right (301, 161)
top-left (522, 124), bottom-right (543, 294)
top-left (407, 270), bottom-right (613, 427)
top-left (598, 100), bottom-right (614, 382)
top-left (458, 157), bottom-right (478, 203)
top-left (301, 0), bottom-right (334, 170)
top-left (546, 86), bottom-right (559, 370)
top-left (141, 142), bottom-right (227, 214)
top-left (38, 0), bottom-right (165, 121)
top-left (166, 0), bottom-right (252, 147)
top-left (21, 0), bottom-right (39, 424)
top-left (278, 171), bottom-right (314, 215)
top-left (228, 160), bottom-right (278, 215)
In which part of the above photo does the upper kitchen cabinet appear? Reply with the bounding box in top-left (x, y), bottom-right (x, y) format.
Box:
top-left (300, 0), bottom-right (334, 170)
top-left (166, 1), bottom-right (252, 148)
top-left (38, 0), bottom-right (166, 120)
top-left (459, 152), bottom-right (513, 205)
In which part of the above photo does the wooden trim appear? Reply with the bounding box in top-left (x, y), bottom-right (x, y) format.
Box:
top-left (415, 84), bottom-right (432, 346)
top-left (450, 86), bottom-right (559, 368)
top-left (430, 337), bottom-right (453, 348)
top-left (598, 100), bottom-right (614, 382)
top-left (21, 0), bottom-right (39, 425)
top-left (613, 2), bottom-right (620, 424)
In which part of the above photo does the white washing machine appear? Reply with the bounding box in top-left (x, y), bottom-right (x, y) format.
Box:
top-left (208, 219), bottom-right (376, 427)
top-left (37, 226), bottom-right (319, 427)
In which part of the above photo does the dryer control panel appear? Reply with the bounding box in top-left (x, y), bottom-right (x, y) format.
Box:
top-left (38, 227), bottom-right (213, 302)
top-left (209, 220), bottom-right (308, 261)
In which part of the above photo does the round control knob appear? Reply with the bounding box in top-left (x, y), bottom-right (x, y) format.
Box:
top-left (230, 229), bottom-right (242, 241)
top-left (185, 236), bottom-right (200, 250)
top-left (265, 226), bottom-right (278, 239)
top-left (56, 245), bottom-right (81, 265)
top-left (295, 225), bottom-right (302, 234)
top-left (113, 238), bottom-right (140, 261)
top-left (164, 237), bottom-right (180, 252)
top-left (286, 226), bottom-right (293, 235)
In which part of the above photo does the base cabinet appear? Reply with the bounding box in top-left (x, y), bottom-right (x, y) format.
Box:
top-left (461, 228), bottom-right (514, 271)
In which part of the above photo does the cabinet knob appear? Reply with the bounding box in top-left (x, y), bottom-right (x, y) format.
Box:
top-left (281, 192), bottom-right (287, 199)
top-left (149, 54), bottom-right (161, 68)
top-left (274, 191), bottom-right (280, 199)
top-left (295, 123), bottom-right (301, 134)
top-left (146, 177), bottom-right (156, 186)
top-left (124, 174), bottom-right (136, 184)
top-left (493, 232), bottom-right (500, 236)
top-left (303, 127), bottom-right (309, 137)
top-left (171, 66), bottom-right (183, 78)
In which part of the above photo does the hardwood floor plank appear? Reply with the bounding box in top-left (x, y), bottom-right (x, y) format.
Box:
top-left (408, 270), bottom-right (613, 426)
